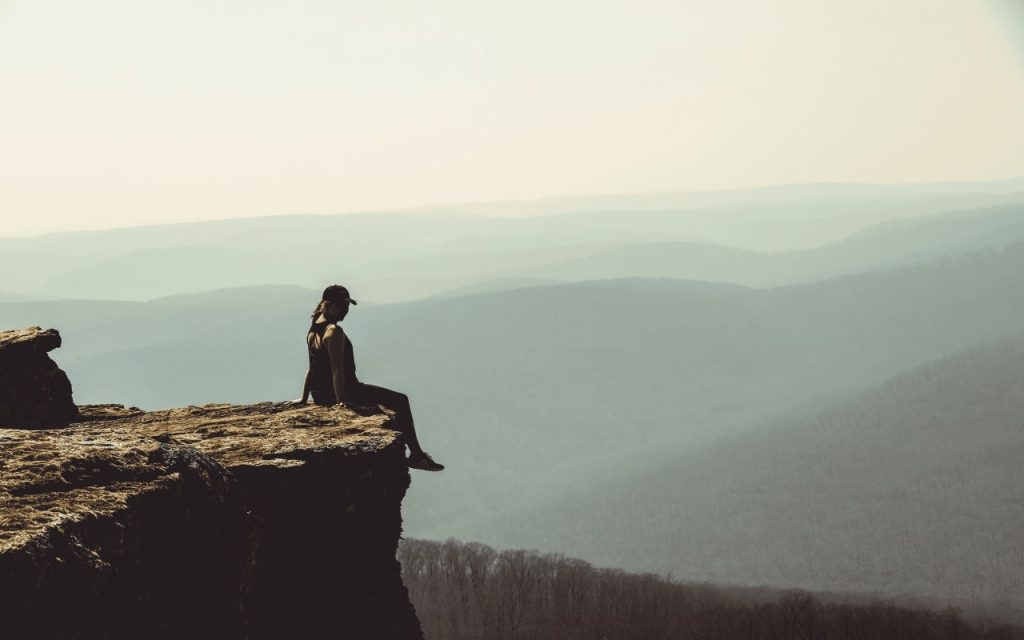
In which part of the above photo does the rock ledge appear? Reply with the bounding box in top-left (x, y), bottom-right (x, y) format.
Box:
top-left (0, 401), bottom-right (422, 639)
top-left (0, 401), bottom-right (399, 552)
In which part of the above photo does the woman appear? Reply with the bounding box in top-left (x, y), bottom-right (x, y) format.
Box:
top-left (298, 284), bottom-right (444, 472)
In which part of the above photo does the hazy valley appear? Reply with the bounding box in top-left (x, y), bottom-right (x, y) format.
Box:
top-left (3, 181), bottom-right (1023, 621)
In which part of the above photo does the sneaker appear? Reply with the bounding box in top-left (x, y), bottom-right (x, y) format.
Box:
top-left (407, 451), bottom-right (445, 472)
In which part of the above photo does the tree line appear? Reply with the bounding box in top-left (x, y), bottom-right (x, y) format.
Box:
top-left (400, 538), bottom-right (1021, 640)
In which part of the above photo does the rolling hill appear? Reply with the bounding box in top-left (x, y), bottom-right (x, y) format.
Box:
top-left (451, 335), bottom-right (1024, 612)
top-left (5, 237), bottom-right (1024, 538)
top-left (5, 235), bottom-right (1024, 612)
top-left (4, 183), bottom-right (1024, 302)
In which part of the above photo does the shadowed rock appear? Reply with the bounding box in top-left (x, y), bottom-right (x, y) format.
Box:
top-left (0, 326), bottom-right (79, 428)
top-left (0, 401), bottom-right (423, 640)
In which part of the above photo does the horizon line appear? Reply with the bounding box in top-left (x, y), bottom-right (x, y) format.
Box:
top-left (4, 174), bottom-right (1024, 241)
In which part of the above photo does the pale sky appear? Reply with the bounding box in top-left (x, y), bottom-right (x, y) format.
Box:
top-left (1, 0), bottom-right (1023, 237)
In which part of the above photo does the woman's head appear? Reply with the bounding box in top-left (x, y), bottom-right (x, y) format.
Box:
top-left (312, 284), bottom-right (358, 323)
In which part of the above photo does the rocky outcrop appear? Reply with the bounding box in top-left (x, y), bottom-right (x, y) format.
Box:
top-left (0, 327), bottom-right (79, 428)
top-left (0, 401), bottom-right (423, 639)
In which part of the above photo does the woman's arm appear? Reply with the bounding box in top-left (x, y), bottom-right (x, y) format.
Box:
top-left (325, 327), bottom-right (348, 405)
top-left (298, 368), bottom-right (312, 404)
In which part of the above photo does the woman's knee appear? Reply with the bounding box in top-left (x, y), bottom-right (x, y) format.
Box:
top-left (378, 387), bottom-right (409, 406)
top-left (361, 386), bottom-right (410, 410)
top-left (383, 393), bottom-right (410, 415)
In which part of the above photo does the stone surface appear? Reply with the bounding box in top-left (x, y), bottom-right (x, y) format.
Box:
top-left (0, 326), bottom-right (79, 428)
top-left (0, 326), bottom-right (63, 353)
top-left (0, 401), bottom-right (423, 639)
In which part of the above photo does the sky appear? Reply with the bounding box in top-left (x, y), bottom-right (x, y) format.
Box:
top-left (1, 0), bottom-right (1023, 237)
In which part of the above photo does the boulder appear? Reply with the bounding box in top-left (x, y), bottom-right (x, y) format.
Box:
top-left (0, 326), bottom-right (79, 428)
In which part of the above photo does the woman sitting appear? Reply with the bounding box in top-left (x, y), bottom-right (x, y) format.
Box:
top-left (298, 284), bottom-right (444, 472)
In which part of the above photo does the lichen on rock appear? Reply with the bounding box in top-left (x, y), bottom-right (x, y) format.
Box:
top-left (0, 401), bottom-right (424, 639)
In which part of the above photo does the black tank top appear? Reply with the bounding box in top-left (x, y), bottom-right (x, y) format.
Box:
top-left (307, 321), bottom-right (358, 405)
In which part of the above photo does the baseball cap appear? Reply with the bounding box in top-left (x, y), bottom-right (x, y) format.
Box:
top-left (322, 284), bottom-right (358, 306)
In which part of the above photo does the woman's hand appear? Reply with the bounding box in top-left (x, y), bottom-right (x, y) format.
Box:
top-left (299, 370), bottom-right (312, 405)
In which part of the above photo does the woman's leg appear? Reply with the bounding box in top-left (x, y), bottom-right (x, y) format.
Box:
top-left (348, 383), bottom-right (426, 455)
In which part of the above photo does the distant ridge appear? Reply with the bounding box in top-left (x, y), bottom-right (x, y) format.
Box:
top-left (417, 176), bottom-right (1024, 217)
top-left (4, 176), bottom-right (1023, 239)
top-left (4, 194), bottom-right (1024, 303)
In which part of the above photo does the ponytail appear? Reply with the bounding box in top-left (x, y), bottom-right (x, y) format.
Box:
top-left (310, 300), bottom-right (327, 327)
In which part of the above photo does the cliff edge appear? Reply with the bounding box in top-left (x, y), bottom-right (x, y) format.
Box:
top-left (0, 327), bottom-right (423, 639)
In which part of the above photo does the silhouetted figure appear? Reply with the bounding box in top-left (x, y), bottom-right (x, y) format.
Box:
top-left (299, 284), bottom-right (444, 472)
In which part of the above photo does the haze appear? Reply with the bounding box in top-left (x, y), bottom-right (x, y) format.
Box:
top-left (2, 0), bottom-right (1023, 237)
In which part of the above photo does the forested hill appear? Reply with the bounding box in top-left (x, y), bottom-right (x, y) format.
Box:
top-left (453, 334), bottom-right (1024, 614)
top-left (400, 538), bottom-right (1023, 640)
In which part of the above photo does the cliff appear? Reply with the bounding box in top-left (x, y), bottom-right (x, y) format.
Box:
top-left (0, 327), bottom-right (423, 639)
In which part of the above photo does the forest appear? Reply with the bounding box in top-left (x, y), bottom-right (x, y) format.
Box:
top-left (400, 539), bottom-right (1022, 640)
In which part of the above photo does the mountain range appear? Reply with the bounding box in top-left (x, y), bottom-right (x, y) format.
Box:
top-left (2, 180), bottom-right (1023, 615)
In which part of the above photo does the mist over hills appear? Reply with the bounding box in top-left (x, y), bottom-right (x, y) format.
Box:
top-left (454, 334), bottom-right (1024, 612)
top-left (22, 201), bottom-right (1024, 303)
top-left (396, 240), bottom-right (1024, 542)
top-left (4, 181), bottom-right (1024, 303)
top-left (432, 177), bottom-right (1024, 219)
top-left (5, 235), bottom-right (1024, 611)
top-left (12, 229), bottom-right (1024, 434)
top-left (0, 286), bottom-right (318, 404)
top-left (443, 203), bottom-right (1024, 288)
top-left (4, 182), bottom-right (1024, 616)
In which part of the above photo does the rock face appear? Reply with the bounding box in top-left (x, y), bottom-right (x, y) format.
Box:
top-left (0, 401), bottom-right (424, 640)
top-left (0, 327), bottom-right (80, 428)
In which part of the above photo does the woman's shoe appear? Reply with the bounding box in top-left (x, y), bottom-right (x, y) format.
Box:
top-left (407, 451), bottom-right (444, 472)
